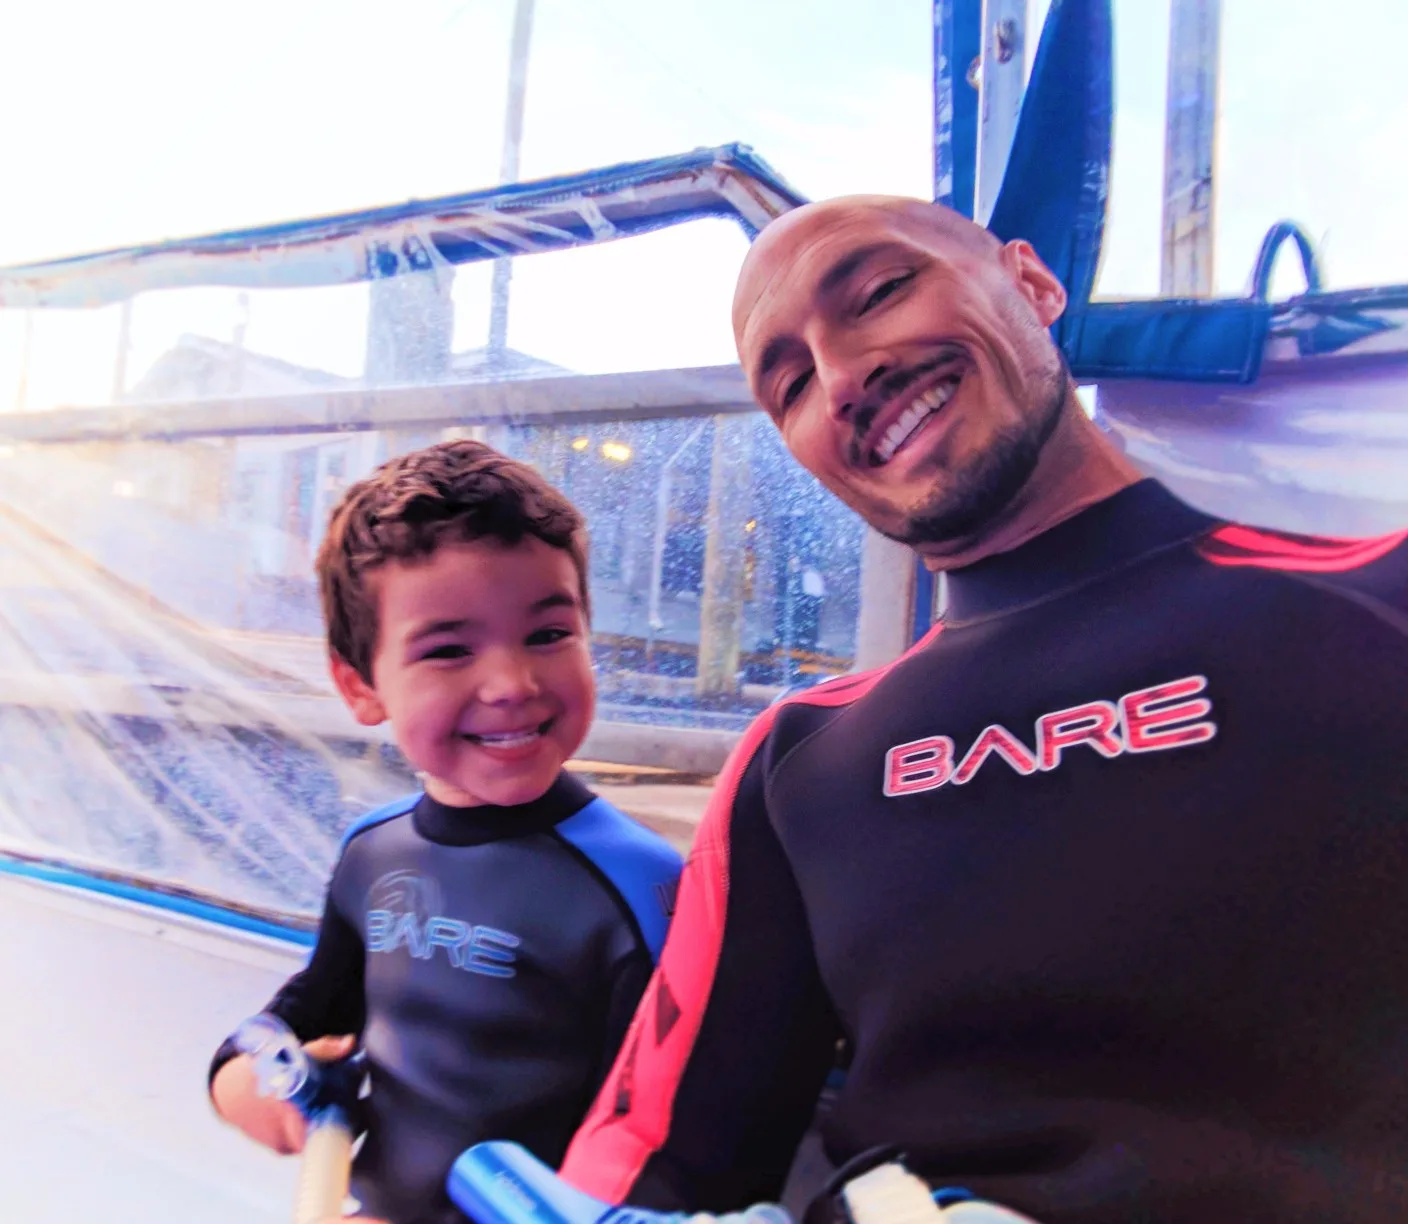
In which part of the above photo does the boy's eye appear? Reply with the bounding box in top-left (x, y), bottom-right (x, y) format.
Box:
top-left (527, 626), bottom-right (572, 647)
top-left (422, 643), bottom-right (470, 661)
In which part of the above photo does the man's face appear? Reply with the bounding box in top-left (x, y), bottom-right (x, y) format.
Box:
top-left (734, 200), bottom-right (1070, 550)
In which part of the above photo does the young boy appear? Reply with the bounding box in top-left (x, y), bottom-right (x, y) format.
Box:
top-left (208, 439), bottom-right (682, 1224)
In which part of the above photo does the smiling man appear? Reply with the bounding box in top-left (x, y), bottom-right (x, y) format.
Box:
top-left (553, 197), bottom-right (1408, 1224)
top-left (733, 197), bottom-right (1142, 574)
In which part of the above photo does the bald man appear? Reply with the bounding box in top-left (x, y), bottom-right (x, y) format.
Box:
top-left (536, 199), bottom-right (1408, 1224)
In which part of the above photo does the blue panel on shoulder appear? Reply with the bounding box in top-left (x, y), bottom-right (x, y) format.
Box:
top-left (555, 798), bottom-right (682, 962)
top-left (339, 793), bottom-right (421, 853)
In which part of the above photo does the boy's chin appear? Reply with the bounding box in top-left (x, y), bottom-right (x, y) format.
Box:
top-left (426, 758), bottom-right (566, 808)
top-left (478, 773), bottom-right (559, 808)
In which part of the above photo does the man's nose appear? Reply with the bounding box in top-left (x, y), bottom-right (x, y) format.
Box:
top-left (816, 353), bottom-right (889, 424)
top-left (477, 647), bottom-right (541, 704)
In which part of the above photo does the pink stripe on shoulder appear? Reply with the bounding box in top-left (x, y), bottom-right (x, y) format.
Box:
top-left (1198, 524), bottom-right (1408, 573)
top-left (559, 627), bottom-right (941, 1200)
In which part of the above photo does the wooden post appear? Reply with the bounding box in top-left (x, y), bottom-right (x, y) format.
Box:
top-left (1161, 0), bottom-right (1222, 296)
top-left (853, 529), bottom-right (915, 671)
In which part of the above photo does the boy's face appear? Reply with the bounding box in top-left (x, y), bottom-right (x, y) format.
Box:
top-left (332, 537), bottom-right (594, 808)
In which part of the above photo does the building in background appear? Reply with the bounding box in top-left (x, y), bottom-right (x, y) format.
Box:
top-left (40, 331), bottom-right (865, 693)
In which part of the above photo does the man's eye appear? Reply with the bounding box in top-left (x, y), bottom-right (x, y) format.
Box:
top-left (527, 627), bottom-right (572, 647)
top-left (861, 272), bottom-right (915, 313)
top-left (781, 369), bottom-right (813, 409)
top-left (423, 644), bottom-right (470, 661)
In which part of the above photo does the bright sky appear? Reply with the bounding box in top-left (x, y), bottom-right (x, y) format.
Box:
top-left (1, 0), bottom-right (1405, 409)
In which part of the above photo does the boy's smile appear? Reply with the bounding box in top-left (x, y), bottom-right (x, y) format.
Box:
top-left (332, 536), bottom-right (595, 808)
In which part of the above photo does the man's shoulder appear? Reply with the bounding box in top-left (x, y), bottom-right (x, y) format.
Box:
top-left (710, 654), bottom-right (933, 795)
top-left (764, 641), bottom-right (944, 735)
top-left (1193, 519), bottom-right (1408, 574)
top-left (1192, 519), bottom-right (1408, 625)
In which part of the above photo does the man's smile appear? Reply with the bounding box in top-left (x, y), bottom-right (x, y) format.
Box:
top-left (852, 352), bottom-right (971, 469)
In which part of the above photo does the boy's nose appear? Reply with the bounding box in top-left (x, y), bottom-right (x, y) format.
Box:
top-left (477, 648), bottom-right (542, 704)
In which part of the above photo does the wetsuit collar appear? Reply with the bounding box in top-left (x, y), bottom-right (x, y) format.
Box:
top-left (942, 479), bottom-right (1220, 625)
top-left (412, 771), bottom-right (595, 846)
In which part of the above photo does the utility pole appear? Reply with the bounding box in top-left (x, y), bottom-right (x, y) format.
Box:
top-left (365, 0), bottom-right (533, 391)
top-left (112, 299), bottom-right (133, 403)
top-left (695, 415), bottom-right (753, 701)
top-left (14, 311), bottom-right (33, 412)
top-left (1161, 0), bottom-right (1221, 296)
top-left (487, 0), bottom-right (536, 363)
top-left (231, 291), bottom-right (250, 393)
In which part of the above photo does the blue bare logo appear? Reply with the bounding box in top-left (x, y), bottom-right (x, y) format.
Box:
top-left (366, 870), bottom-right (520, 978)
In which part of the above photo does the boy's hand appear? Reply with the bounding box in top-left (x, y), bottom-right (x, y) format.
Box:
top-left (211, 1033), bottom-right (357, 1155)
top-left (211, 1051), bottom-right (307, 1153)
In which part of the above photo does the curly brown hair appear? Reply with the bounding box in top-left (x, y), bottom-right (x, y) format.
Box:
top-left (316, 439), bottom-right (589, 683)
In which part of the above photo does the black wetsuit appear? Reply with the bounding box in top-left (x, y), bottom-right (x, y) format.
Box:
top-left (561, 480), bottom-right (1408, 1224)
top-left (210, 773), bottom-right (681, 1224)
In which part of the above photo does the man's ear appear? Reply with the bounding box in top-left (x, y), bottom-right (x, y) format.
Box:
top-left (1000, 239), bottom-right (1068, 328)
top-left (329, 653), bottom-right (387, 727)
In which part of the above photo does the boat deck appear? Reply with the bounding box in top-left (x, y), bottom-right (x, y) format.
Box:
top-left (0, 873), bottom-right (300, 1222)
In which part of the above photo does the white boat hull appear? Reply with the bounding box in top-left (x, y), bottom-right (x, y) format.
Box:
top-left (1097, 353), bottom-right (1408, 537)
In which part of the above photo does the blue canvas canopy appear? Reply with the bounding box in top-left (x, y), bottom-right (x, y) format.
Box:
top-left (973, 0), bottom-right (1407, 536)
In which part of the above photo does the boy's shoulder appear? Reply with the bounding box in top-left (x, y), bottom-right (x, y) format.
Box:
top-left (554, 795), bottom-right (683, 961)
top-left (339, 791), bottom-right (422, 854)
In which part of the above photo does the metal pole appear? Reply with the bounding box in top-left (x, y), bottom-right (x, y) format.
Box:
top-left (231, 292), bottom-right (250, 393)
top-left (1161, 0), bottom-right (1222, 296)
top-left (780, 540), bottom-right (796, 689)
top-left (696, 415), bottom-right (753, 701)
top-left (647, 421), bottom-right (707, 656)
top-left (13, 311), bottom-right (33, 412)
top-left (974, 0), bottom-right (1026, 225)
top-left (488, 0), bottom-right (536, 359)
top-left (112, 299), bottom-right (133, 403)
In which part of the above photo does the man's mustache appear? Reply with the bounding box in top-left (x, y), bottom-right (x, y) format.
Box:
top-left (848, 347), bottom-right (967, 464)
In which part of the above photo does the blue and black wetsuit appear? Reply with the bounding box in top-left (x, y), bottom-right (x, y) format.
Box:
top-left (561, 480), bottom-right (1408, 1224)
top-left (210, 773), bottom-right (681, 1224)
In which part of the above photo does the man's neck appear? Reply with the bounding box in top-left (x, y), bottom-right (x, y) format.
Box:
top-left (917, 393), bottom-right (1144, 573)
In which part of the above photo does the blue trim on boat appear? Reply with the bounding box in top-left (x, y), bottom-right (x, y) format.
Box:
top-left (0, 852), bottom-right (316, 946)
